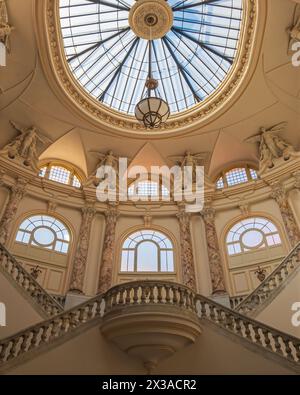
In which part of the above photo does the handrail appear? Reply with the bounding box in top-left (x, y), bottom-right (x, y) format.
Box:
top-left (236, 242), bottom-right (300, 315)
top-left (0, 244), bottom-right (63, 316)
top-left (0, 280), bottom-right (299, 370)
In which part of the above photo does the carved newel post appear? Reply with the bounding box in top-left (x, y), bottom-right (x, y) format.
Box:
top-left (177, 206), bottom-right (196, 290)
top-left (69, 205), bottom-right (97, 293)
top-left (0, 178), bottom-right (27, 245)
top-left (98, 205), bottom-right (119, 294)
top-left (271, 184), bottom-right (300, 247)
top-left (201, 207), bottom-right (226, 294)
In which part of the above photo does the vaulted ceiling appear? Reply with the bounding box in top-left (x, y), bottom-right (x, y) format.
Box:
top-left (0, 0), bottom-right (299, 179)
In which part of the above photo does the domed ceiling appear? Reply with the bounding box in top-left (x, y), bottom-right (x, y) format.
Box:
top-left (59, 0), bottom-right (243, 116)
top-left (33, 0), bottom-right (260, 134)
top-left (0, 0), bottom-right (299, 179)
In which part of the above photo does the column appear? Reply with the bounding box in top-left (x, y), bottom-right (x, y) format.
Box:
top-left (201, 207), bottom-right (226, 294)
top-left (177, 206), bottom-right (196, 290)
top-left (271, 183), bottom-right (300, 247)
top-left (0, 178), bottom-right (27, 245)
top-left (69, 205), bottom-right (97, 293)
top-left (97, 205), bottom-right (118, 294)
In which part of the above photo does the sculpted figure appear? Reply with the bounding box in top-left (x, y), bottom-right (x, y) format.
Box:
top-left (0, 0), bottom-right (13, 53)
top-left (0, 122), bottom-right (52, 171)
top-left (169, 151), bottom-right (208, 186)
top-left (245, 123), bottom-right (299, 173)
top-left (85, 150), bottom-right (119, 188)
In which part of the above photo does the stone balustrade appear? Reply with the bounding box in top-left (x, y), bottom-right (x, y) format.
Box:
top-left (196, 294), bottom-right (300, 365)
top-left (0, 294), bottom-right (105, 366)
top-left (0, 280), bottom-right (299, 371)
top-left (104, 281), bottom-right (196, 313)
top-left (236, 242), bottom-right (300, 315)
top-left (0, 244), bottom-right (63, 317)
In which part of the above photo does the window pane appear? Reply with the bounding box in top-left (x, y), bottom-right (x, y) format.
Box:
top-left (72, 175), bottom-right (81, 188)
top-left (16, 215), bottom-right (70, 255)
top-left (226, 217), bottom-right (282, 256)
top-left (226, 168), bottom-right (248, 186)
top-left (39, 167), bottom-right (47, 178)
top-left (216, 177), bottom-right (224, 189)
top-left (49, 166), bottom-right (70, 185)
top-left (137, 241), bottom-right (158, 272)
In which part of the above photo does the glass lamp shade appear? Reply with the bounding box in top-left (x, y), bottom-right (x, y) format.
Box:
top-left (135, 97), bottom-right (170, 129)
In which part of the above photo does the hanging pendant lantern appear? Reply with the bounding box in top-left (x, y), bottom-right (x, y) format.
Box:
top-left (135, 91), bottom-right (170, 129)
top-left (135, 41), bottom-right (170, 129)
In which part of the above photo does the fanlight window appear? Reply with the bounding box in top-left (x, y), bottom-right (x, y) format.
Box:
top-left (216, 166), bottom-right (258, 189)
top-left (39, 164), bottom-right (82, 188)
top-left (226, 217), bottom-right (282, 256)
top-left (121, 230), bottom-right (174, 273)
top-left (16, 215), bottom-right (71, 254)
top-left (128, 181), bottom-right (169, 199)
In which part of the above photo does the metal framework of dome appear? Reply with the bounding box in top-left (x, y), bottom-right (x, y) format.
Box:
top-left (59, 0), bottom-right (243, 116)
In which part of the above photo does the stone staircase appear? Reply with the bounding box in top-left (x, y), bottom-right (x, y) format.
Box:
top-left (0, 244), bottom-right (63, 317)
top-left (236, 242), bottom-right (300, 316)
top-left (0, 281), bottom-right (299, 373)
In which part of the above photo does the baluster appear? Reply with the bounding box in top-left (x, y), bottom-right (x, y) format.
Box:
top-left (6, 338), bottom-right (20, 360)
top-left (140, 286), bottom-right (146, 304)
top-left (179, 288), bottom-right (185, 307)
top-left (119, 288), bottom-right (125, 305)
top-left (51, 319), bottom-right (62, 338)
top-left (224, 313), bottom-right (234, 330)
top-left (41, 326), bottom-right (49, 343)
top-left (273, 335), bottom-right (283, 356)
top-left (173, 287), bottom-right (178, 305)
top-left (125, 288), bottom-right (131, 305)
top-left (149, 286), bottom-right (155, 304)
top-left (0, 341), bottom-right (11, 362)
top-left (282, 338), bottom-right (295, 361)
top-left (133, 286), bottom-right (139, 304)
top-left (165, 285), bottom-right (171, 304)
top-left (20, 332), bottom-right (33, 354)
top-left (243, 323), bottom-right (252, 341)
top-left (157, 285), bottom-right (163, 303)
top-left (261, 329), bottom-right (272, 351)
top-left (234, 318), bottom-right (242, 335)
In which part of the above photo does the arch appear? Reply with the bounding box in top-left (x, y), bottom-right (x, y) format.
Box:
top-left (221, 213), bottom-right (289, 296)
top-left (13, 212), bottom-right (73, 255)
top-left (38, 159), bottom-right (86, 188)
top-left (214, 164), bottom-right (259, 189)
top-left (120, 229), bottom-right (175, 273)
top-left (225, 216), bottom-right (282, 256)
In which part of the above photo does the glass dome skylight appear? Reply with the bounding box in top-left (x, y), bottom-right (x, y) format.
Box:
top-left (59, 0), bottom-right (243, 116)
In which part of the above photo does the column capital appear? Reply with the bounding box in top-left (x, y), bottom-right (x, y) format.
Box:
top-left (270, 183), bottom-right (286, 205)
top-left (201, 206), bottom-right (216, 222)
top-left (293, 171), bottom-right (300, 190)
top-left (81, 204), bottom-right (97, 217)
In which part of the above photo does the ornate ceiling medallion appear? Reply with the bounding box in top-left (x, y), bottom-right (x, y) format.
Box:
top-left (129, 0), bottom-right (173, 40)
top-left (36, 0), bottom-right (263, 137)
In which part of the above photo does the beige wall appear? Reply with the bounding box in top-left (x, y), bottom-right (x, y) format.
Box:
top-left (256, 269), bottom-right (300, 338)
top-left (0, 270), bottom-right (43, 339)
top-left (5, 319), bottom-right (295, 375)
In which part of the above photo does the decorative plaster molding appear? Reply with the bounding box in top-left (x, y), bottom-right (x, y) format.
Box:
top-left (34, 0), bottom-right (263, 138)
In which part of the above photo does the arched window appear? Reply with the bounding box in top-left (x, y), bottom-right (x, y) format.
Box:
top-left (128, 181), bottom-right (169, 199)
top-left (226, 217), bottom-right (282, 256)
top-left (121, 230), bottom-right (174, 273)
top-left (216, 166), bottom-right (258, 189)
top-left (15, 215), bottom-right (70, 254)
top-left (39, 163), bottom-right (82, 188)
